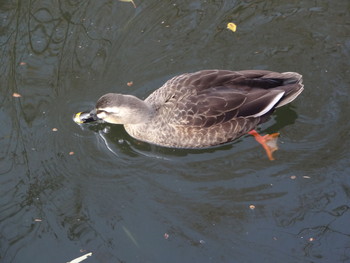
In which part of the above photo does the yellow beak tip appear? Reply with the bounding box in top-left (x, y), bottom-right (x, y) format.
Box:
top-left (73, 112), bottom-right (84, 124)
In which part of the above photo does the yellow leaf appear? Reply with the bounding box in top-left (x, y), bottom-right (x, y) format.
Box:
top-left (12, 92), bottom-right (22, 97)
top-left (227, 22), bottom-right (237, 32)
top-left (119, 0), bottom-right (136, 8)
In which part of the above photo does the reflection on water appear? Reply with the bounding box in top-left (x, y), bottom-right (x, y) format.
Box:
top-left (1, 0), bottom-right (350, 262)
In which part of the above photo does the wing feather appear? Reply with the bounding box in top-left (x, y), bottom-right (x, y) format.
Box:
top-left (148, 70), bottom-right (303, 128)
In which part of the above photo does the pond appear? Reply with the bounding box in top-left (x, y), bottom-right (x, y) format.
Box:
top-left (1, 0), bottom-right (350, 262)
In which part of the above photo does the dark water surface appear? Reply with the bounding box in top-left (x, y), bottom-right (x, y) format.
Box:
top-left (1, 1), bottom-right (350, 262)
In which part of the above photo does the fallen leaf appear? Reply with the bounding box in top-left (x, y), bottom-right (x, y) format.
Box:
top-left (34, 218), bottom-right (42, 222)
top-left (119, 0), bottom-right (136, 8)
top-left (227, 22), bottom-right (237, 32)
top-left (69, 151), bottom-right (75, 155)
top-left (19, 62), bottom-right (27, 66)
top-left (127, 81), bottom-right (133, 87)
top-left (164, 233), bottom-right (169, 239)
top-left (12, 92), bottom-right (22, 98)
top-left (52, 128), bottom-right (58, 132)
top-left (249, 204), bottom-right (255, 210)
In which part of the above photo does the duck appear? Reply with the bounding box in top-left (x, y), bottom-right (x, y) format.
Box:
top-left (74, 70), bottom-right (303, 159)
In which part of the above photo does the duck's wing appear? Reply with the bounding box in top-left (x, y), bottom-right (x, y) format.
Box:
top-left (162, 70), bottom-right (303, 128)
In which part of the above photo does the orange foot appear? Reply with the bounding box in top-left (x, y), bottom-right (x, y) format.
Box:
top-left (248, 130), bottom-right (280, 161)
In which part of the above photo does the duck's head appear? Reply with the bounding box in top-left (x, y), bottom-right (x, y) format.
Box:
top-left (74, 93), bottom-right (153, 125)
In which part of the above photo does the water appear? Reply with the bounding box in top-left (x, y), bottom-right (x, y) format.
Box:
top-left (1, 0), bottom-right (350, 262)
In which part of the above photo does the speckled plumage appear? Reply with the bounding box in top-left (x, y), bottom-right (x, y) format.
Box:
top-left (118, 69), bottom-right (304, 148)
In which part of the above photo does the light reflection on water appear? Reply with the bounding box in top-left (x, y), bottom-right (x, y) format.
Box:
top-left (1, 0), bottom-right (350, 262)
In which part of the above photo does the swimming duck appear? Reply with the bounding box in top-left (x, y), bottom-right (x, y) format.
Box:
top-left (74, 70), bottom-right (303, 158)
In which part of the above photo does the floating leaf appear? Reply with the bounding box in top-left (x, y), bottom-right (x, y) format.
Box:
top-left (227, 22), bottom-right (237, 32)
top-left (127, 81), bottom-right (133, 87)
top-left (119, 0), bottom-right (136, 8)
top-left (67, 252), bottom-right (92, 263)
top-left (12, 92), bottom-right (22, 97)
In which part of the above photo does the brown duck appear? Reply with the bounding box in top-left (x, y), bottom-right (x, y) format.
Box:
top-left (74, 70), bottom-right (304, 159)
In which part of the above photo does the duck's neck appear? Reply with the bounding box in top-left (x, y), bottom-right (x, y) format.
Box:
top-left (121, 95), bottom-right (154, 124)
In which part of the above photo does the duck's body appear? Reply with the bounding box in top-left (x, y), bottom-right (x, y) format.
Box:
top-left (76, 70), bottom-right (304, 149)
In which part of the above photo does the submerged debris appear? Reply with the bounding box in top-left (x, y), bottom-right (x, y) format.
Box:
top-left (119, 0), bottom-right (136, 8)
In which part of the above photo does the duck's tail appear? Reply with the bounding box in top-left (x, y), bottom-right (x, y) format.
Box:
top-left (274, 72), bottom-right (304, 108)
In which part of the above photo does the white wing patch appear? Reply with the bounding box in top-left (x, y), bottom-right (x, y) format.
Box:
top-left (251, 91), bottom-right (285, 117)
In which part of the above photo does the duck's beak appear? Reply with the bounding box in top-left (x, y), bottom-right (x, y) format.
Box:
top-left (73, 109), bottom-right (99, 124)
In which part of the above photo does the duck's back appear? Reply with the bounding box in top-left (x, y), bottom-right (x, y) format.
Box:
top-left (126, 70), bottom-right (303, 148)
